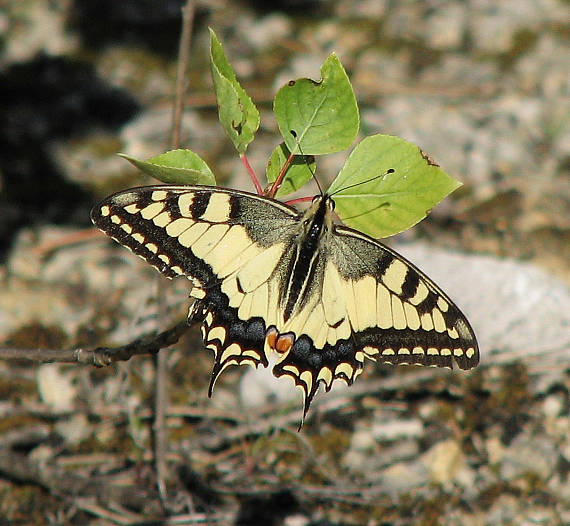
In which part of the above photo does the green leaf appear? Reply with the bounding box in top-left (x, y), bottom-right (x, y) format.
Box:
top-left (120, 150), bottom-right (216, 185)
top-left (209, 28), bottom-right (260, 154)
top-left (266, 143), bottom-right (316, 197)
top-left (328, 134), bottom-right (461, 238)
top-left (273, 53), bottom-right (359, 155)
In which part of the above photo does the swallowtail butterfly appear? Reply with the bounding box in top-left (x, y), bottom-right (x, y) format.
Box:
top-left (92, 185), bottom-right (479, 418)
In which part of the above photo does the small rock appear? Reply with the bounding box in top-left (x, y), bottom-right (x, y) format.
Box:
top-left (515, 35), bottom-right (570, 98)
top-left (350, 427), bottom-right (377, 451)
top-left (423, 4), bottom-right (467, 50)
top-left (2, 0), bottom-right (78, 65)
top-left (421, 439), bottom-right (465, 484)
top-left (486, 436), bottom-right (506, 465)
top-left (284, 514), bottom-right (310, 526)
top-left (55, 413), bottom-right (90, 445)
top-left (342, 426), bottom-right (381, 472)
top-left (370, 418), bottom-right (424, 442)
top-left (380, 459), bottom-right (430, 492)
top-left (239, 360), bottom-right (298, 408)
top-left (499, 432), bottom-right (558, 481)
top-left (542, 393), bottom-right (565, 418)
top-left (335, 0), bottom-right (388, 19)
top-left (240, 13), bottom-right (292, 50)
top-left (37, 364), bottom-right (76, 410)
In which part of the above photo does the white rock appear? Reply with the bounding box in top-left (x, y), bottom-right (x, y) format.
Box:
top-left (499, 433), bottom-right (558, 481)
top-left (424, 4), bottom-right (467, 50)
top-left (36, 364), bottom-right (77, 410)
top-left (370, 418), bottom-right (423, 442)
top-left (240, 13), bottom-right (292, 49)
top-left (239, 360), bottom-right (298, 409)
top-left (393, 243), bottom-right (570, 372)
top-left (55, 413), bottom-right (90, 445)
top-left (542, 394), bottom-right (565, 418)
top-left (486, 436), bottom-right (506, 465)
top-left (380, 460), bottom-right (430, 491)
top-left (284, 514), bottom-right (310, 526)
top-left (350, 427), bottom-right (377, 451)
top-left (421, 439), bottom-right (465, 484)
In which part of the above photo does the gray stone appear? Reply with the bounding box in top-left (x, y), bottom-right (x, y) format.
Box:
top-left (393, 243), bottom-right (570, 371)
top-left (467, 0), bottom-right (566, 54)
top-left (499, 432), bottom-right (558, 481)
top-left (370, 418), bottom-right (424, 442)
top-left (423, 4), bottom-right (467, 50)
top-left (239, 13), bottom-right (292, 50)
top-left (378, 459), bottom-right (430, 491)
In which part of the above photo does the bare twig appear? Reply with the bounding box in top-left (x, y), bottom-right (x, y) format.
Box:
top-left (158, 0), bottom-right (197, 508)
top-left (0, 447), bottom-right (151, 509)
top-left (155, 283), bottom-right (170, 506)
top-left (170, 0), bottom-right (196, 149)
top-left (0, 319), bottom-right (190, 365)
top-left (74, 498), bottom-right (231, 525)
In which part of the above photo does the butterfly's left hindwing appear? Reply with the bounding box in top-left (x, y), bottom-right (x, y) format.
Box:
top-left (92, 186), bottom-right (479, 421)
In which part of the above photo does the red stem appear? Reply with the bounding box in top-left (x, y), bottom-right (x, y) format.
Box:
top-left (268, 150), bottom-right (295, 198)
top-left (285, 195), bottom-right (313, 206)
top-left (240, 154), bottom-right (263, 195)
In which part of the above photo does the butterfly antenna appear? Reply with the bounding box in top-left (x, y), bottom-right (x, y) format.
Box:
top-left (295, 139), bottom-right (323, 196)
top-left (329, 168), bottom-right (395, 197)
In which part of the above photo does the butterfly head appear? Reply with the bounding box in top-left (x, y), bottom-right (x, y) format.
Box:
top-left (300, 194), bottom-right (336, 240)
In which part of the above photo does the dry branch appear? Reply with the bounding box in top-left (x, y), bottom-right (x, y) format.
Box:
top-left (0, 319), bottom-right (190, 366)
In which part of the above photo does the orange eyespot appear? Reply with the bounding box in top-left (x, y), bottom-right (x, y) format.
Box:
top-left (266, 327), bottom-right (295, 354)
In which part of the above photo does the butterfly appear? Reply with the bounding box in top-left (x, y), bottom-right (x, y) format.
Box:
top-left (92, 185), bottom-right (479, 419)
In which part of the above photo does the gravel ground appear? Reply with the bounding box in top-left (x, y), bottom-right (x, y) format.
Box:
top-left (0, 1), bottom-right (568, 525)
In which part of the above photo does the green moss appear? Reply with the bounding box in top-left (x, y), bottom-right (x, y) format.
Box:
top-left (0, 483), bottom-right (62, 524)
top-left (5, 322), bottom-right (69, 350)
top-left (456, 363), bottom-right (532, 443)
top-left (311, 426), bottom-right (351, 460)
top-left (500, 29), bottom-right (539, 68)
top-left (520, 470), bottom-right (548, 495)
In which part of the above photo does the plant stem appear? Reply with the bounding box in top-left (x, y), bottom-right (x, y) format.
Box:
top-left (268, 150), bottom-right (295, 197)
top-left (170, 1), bottom-right (196, 149)
top-left (240, 154), bottom-right (264, 195)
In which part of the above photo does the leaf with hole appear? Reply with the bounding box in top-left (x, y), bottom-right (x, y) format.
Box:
top-left (274, 53), bottom-right (359, 155)
top-left (210, 28), bottom-right (259, 154)
top-left (328, 134), bottom-right (461, 238)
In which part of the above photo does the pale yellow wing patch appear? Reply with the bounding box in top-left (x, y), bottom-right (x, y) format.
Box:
top-left (321, 261), bottom-right (346, 326)
top-left (236, 242), bottom-right (286, 293)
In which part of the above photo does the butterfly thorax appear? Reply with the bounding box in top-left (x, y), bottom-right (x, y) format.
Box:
top-left (281, 195), bottom-right (335, 322)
